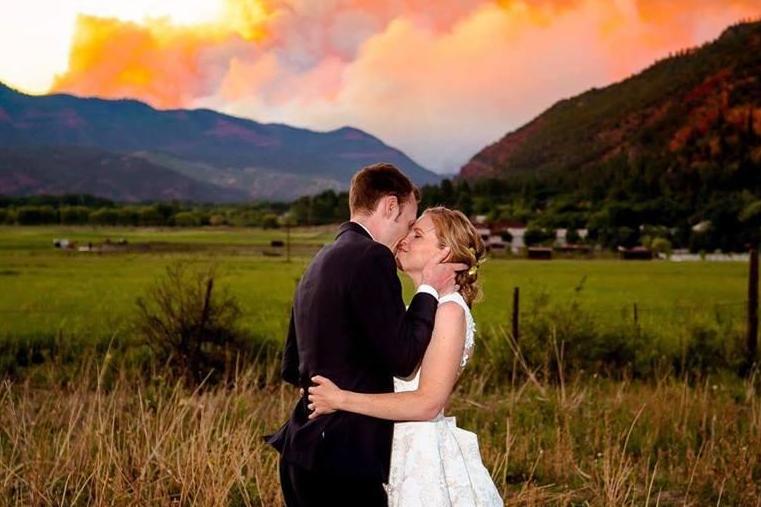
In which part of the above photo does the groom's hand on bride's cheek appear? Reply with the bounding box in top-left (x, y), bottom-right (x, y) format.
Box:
top-left (422, 248), bottom-right (468, 295)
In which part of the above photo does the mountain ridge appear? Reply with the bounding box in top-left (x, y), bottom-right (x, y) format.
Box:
top-left (460, 19), bottom-right (761, 183)
top-left (0, 82), bottom-right (440, 202)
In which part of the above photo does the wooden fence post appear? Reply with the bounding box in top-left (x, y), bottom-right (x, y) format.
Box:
top-left (286, 222), bottom-right (291, 263)
top-left (747, 247), bottom-right (758, 370)
top-left (512, 287), bottom-right (520, 342)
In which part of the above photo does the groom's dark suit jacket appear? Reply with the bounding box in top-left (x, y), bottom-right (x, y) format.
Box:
top-left (265, 221), bottom-right (438, 482)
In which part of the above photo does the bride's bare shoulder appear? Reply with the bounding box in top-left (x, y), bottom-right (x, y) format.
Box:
top-left (434, 301), bottom-right (465, 327)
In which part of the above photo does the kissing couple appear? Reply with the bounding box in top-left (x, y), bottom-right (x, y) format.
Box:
top-left (265, 163), bottom-right (503, 506)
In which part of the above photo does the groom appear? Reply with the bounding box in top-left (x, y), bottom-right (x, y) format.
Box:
top-left (265, 163), bottom-right (463, 506)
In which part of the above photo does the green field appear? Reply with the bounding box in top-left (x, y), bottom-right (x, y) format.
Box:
top-left (0, 226), bottom-right (757, 505)
top-left (0, 225), bottom-right (747, 354)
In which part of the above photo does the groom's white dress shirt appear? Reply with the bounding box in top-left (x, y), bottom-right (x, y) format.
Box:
top-left (351, 220), bottom-right (439, 301)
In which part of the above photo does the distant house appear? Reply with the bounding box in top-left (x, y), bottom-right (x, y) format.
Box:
top-left (505, 224), bottom-right (526, 254)
top-left (474, 224), bottom-right (491, 244)
top-left (470, 217), bottom-right (592, 255)
top-left (471, 216), bottom-right (527, 254)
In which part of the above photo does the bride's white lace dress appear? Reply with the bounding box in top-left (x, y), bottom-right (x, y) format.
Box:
top-left (385, 292), bottom-right (503, 506)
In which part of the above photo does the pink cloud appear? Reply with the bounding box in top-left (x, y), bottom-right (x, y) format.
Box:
top-left (51, 0), bottom-right (761, 172)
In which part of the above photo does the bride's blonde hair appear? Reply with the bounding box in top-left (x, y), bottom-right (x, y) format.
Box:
top-left (423, 207), bottom-right (486, 307)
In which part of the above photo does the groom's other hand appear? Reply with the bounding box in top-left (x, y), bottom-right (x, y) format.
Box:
top-left (421, 247), bottom-right (468, 296)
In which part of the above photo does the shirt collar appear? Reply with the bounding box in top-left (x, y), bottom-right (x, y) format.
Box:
top-left (351, 220), bottom-right (375, 241)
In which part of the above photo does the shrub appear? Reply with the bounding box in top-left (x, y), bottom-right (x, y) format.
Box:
top-left (229, 210), bottom-right (263, 227)
top-left (60, 206), bottom-right (90, 225)
top-left (138, 206), bottom-right (164, 226)
top-left (209, 214), bottom-right (227, 226)
top-left (116, 208), bottom-right (140, 226)
top-left (261, 214), bottom-right (280, 229)
top-left (651, 237), bottom-right (672, 256)
top-left (173, 211), bottom-right (202, 227)
top-left (89, 208), bottom-right (119, 226)
top-left (523, 226), bottom-right (553, 246)
top-left (468, 289), bottom-right (746, 383)
top-left (17, 205), bottom-right (57, 225)
top-left (2, 208), bottom-right (14, 224)
top-left (133, 262), bottom-right (250, 385)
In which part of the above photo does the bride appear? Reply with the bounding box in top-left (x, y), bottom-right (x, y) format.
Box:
top-left (307, 206), bottom-right (503, 506)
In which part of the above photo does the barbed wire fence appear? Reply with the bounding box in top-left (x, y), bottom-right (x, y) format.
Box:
top-left (504, 250), bottom-right (757, 375)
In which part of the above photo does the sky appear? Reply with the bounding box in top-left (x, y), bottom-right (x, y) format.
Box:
top-left (1, 0), bottom-right (760, 173)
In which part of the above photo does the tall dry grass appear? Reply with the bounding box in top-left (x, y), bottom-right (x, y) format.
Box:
top-left (1, 340), bottom-right (760, 506)
top-left (0, 356), bottom-right (288, 506)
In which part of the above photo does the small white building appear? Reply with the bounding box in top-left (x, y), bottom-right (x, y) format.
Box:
top-left (471, 216), bottom-right (528, 254)
top-left (471, 217), bottom-right (588, 254)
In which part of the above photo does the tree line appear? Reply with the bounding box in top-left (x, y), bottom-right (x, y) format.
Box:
top-left (2, 165), bottom-right (759, 253)
top-left (0, 195), bottom-right (290, 229)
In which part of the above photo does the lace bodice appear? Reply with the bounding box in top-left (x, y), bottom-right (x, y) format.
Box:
top-left (394, 291), bottom-right (475, 394)
top-left (440, 291), bottom-right (476, 369)
top-left (386, 292), bottom-right (503, 506)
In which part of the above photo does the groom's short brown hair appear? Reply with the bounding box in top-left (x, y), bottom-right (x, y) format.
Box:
top-left (349, 163), bottom-right (420, 215)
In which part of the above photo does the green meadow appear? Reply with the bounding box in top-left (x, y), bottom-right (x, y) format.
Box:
top-left (0, 225), bottom-right (747, 348)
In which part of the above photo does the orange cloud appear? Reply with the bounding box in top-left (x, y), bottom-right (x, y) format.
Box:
top-left (52, 15), bottom-right (225, 108)
top-left (50, 0), bottom-right (761, 171)
top-left (51, 1), bottom-right (275, 108)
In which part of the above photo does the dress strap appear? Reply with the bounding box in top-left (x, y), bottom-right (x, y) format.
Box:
top-left (438, 291), bottom-right (476, 369)
top-left (437, 291), bottom-right (469, 312)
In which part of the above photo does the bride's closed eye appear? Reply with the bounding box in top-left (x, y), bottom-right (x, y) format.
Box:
top-left (413, 226), bottom-right (435, 239)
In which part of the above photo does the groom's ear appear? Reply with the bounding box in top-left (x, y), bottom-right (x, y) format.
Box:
top-left (379, 194), bottom-right (399, 219)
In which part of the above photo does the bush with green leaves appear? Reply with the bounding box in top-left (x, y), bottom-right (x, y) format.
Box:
top-left (173, 211), bottom-right (202, 227)
top-left (523, 225), bottom-right (554, 246)
top-left (565, 228), bottom-right (580, 244)
top-left (138, 206), bottom-right (164, 226)
top-left (89, 207), bottom-right (119, 226)
top-left (60, 206), bottom-right (90, 225)
top-left (116, 207), bottom-right (140, 226)
top-left (261, 214), bottom-right (280, 229)
top-left (16, 205), bottom-right (57, 225)
top-left (469, 289), bottom-right (745, 383)
top-left (650, 237), bottom-right (672, 256)
top-left (209, 214), bottom-right (227, 226)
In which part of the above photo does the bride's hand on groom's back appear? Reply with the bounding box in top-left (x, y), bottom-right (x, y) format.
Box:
top-left (421, 247), bottom-right (468, 296)
top-left (307, 375), bottom-right (344, 419)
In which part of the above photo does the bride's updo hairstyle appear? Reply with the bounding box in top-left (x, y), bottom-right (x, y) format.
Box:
top-left (423, 207), bottom-right (486, 307)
